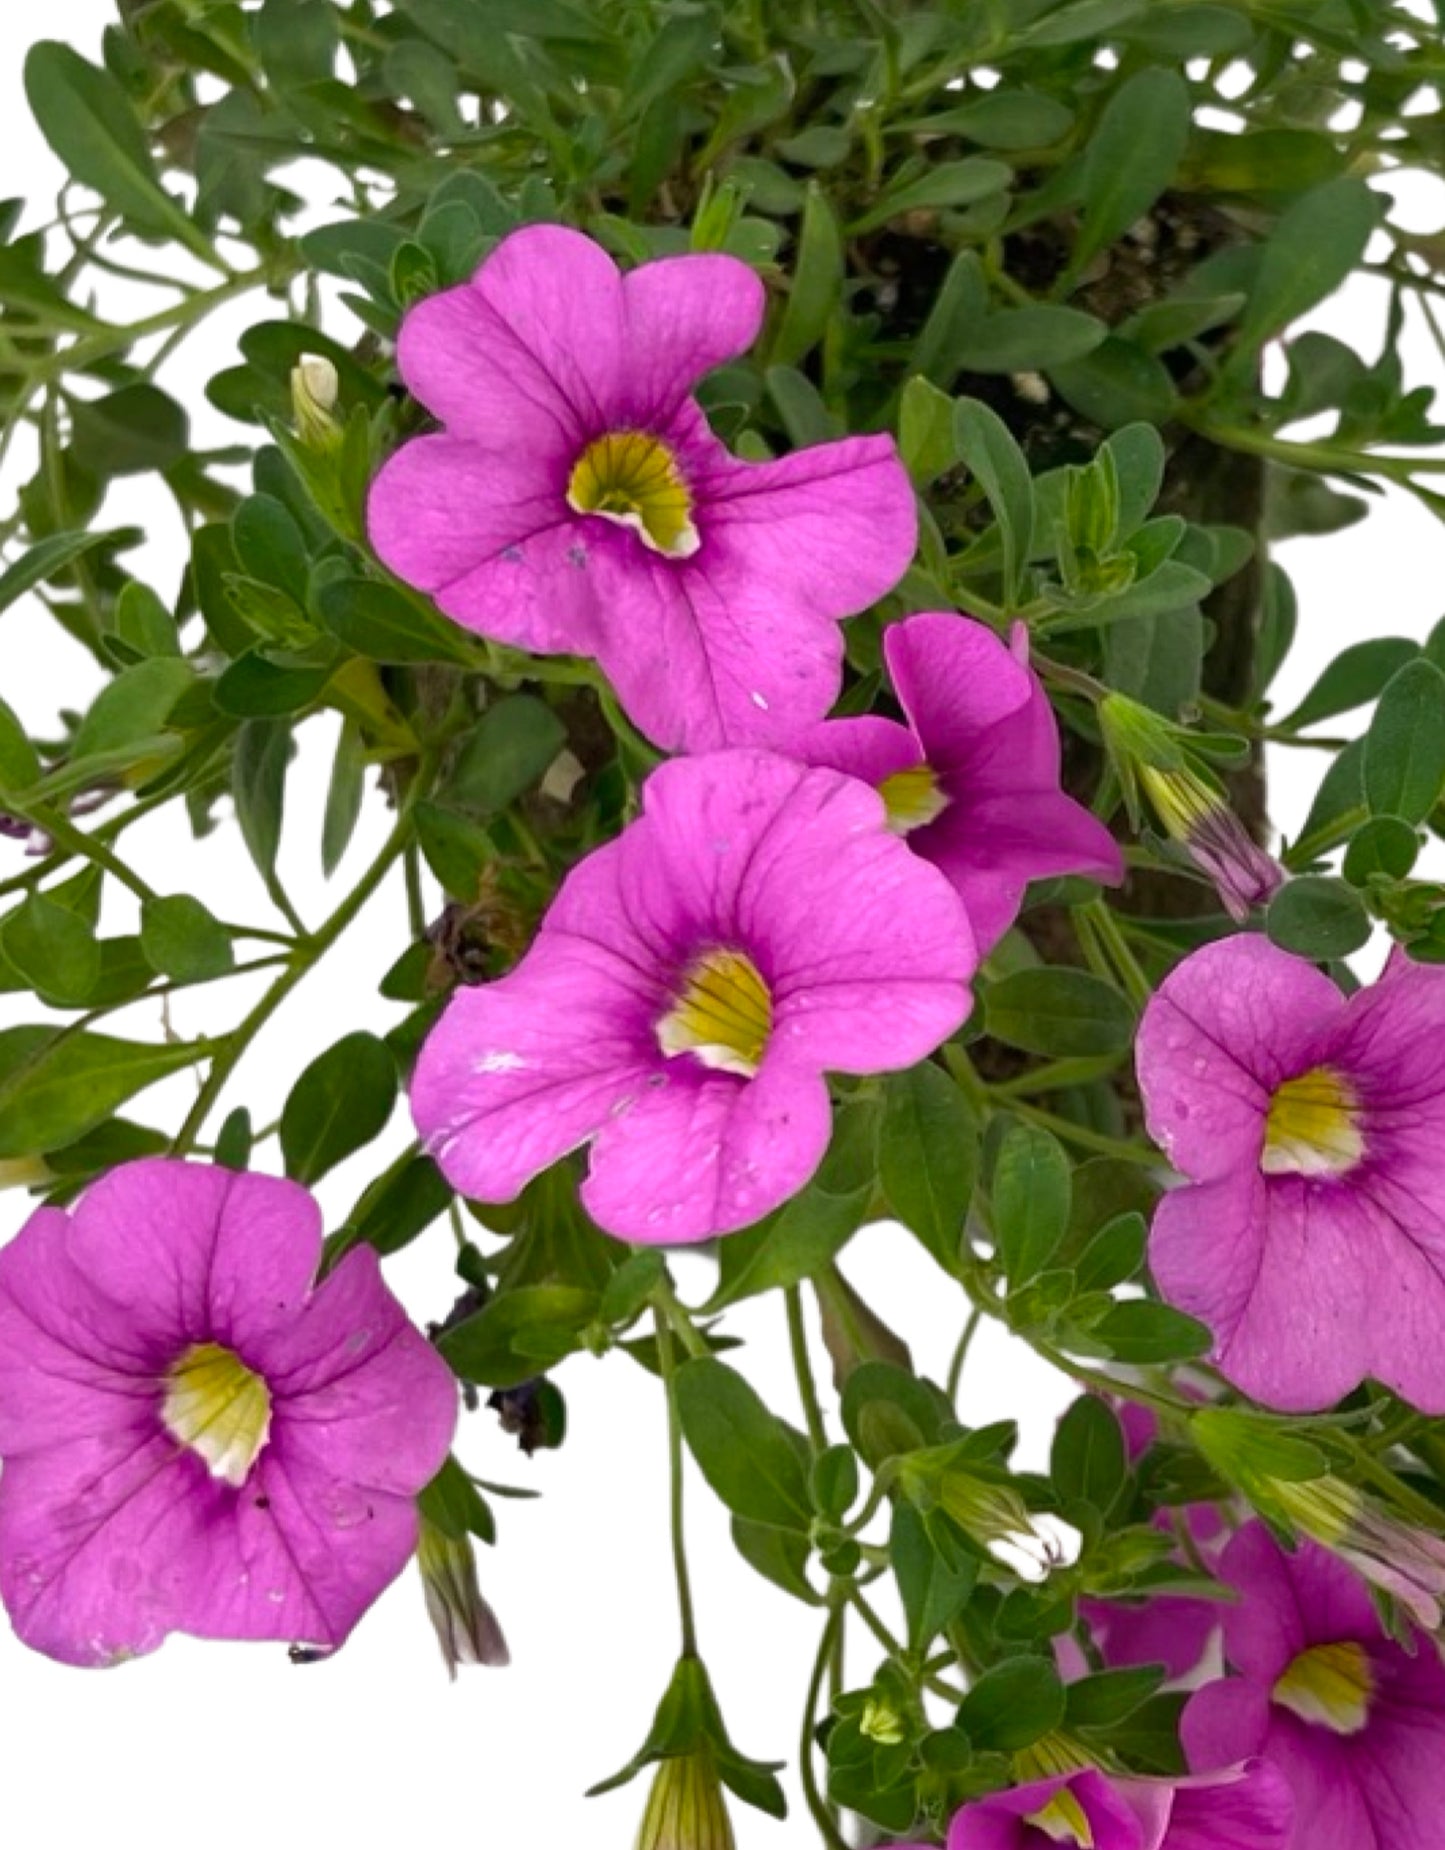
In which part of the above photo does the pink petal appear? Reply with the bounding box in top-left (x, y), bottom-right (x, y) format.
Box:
top-left (0, 1206), bottom-right (164, 1453)
top-left (636, 752), bottom-right (976, 1071)
top-left (69, 1160), bottom-right (322, 1357)
top-left (784, 715), bottom-right (921, 787)
top-left (0, 1427), bottom-right (205, 1666)
top-left (1149, 1171), bottom-right (1384, 1413)
top-left (366, 437), bottom-right (595, 655)
top-left (885, 611), bottom-right (1035, 774)
top-left (584, 536), bottom-right (850, 752)
top-left (397, 224), bottom-right (623, 437)
top-left (701, 433), bottom-right (917, 620)
top-left (1136, 937), bottom-right (1346, 1184)
top-left (411, 935), bottom-right (661, 1205)
top-left (619, 253), bottom-right (765, 422)
top-left (253, 1248), bottom-right (456, 1497)
top-left (583, 1059), bottom-right (832, 1242)
top-left (1217, 1525), bottom-right (1379, 1682)
top-left (1135, 1763), bottom-right (1294, 1850)
top-left (920, 790), bottom-right (1123, 955)
top-left (1181, 1678), bottom-right (1272, 1774)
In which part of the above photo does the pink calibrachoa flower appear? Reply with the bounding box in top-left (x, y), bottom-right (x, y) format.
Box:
top-left (367, 225), bottom-right (917, 754)
top-left (411, 750), bottom-right (976, 1243)
top-left (1137, 937), bottom-right (1445, 1412)
top-left (1184, 1521), bottom-right (1445, 1850)
top-left (892, 1761), bottom-right (1291, 1849)
top-left (786, 612), bottom-right (1123, 955)
top-left (0, 1159), bottom-right (457, 1667)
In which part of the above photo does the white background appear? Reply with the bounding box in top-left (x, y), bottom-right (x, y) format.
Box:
top-left (0, 7), bottom-right (1442, 1846)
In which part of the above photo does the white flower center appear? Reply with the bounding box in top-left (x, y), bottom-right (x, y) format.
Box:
top-left (1273, 1639), bottom-right (1374, 1734)
top-left (657, 948), bottom-right (772, 1078)
top-left (1262, 1066), bottom-right (1364, 1177)
top-left (163, 1341), bottom-right (273, 1488)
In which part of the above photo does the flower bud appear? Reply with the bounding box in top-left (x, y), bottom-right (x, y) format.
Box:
top-left (1100, 693), bottom-right (1283, 921)
top-left (416, 1517), bottom-right (509, 1677)
top-left (291, 356), bottom-right (342, 450)
top-left (0, 1155), bottom-right (53, 1191)
top-left (635, 1748), bottom-right (736, 1850)
top-left (1272, 1475), bottom-right (1445, 1632)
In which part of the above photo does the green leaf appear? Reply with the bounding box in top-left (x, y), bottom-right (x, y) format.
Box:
top-left (439, 1284), bottom-right (601, 1387)
top-left (625, 5), bottom-right (719, 113)
top-left (878, 1061), bottom-right (978, 1275)
top-left (953, 398), bottom-right (1034, 606)
top-left (232, 718), bottom-right (291, 882)
top-left (0, 1025), bottom-right (208, 1158)
top-left (957, 1656), bottom-right (1066, 1751)
top-left (771, 183), bottom-right (842, 369)
top-left (70, 384), bottom-right (189, 479)
top-left (214, 652), bottom-right (333, 720)
top-left (709, 1170), bottom-right (870, 1311)
top-left (0, 529), bottom-right (133, 621)
top-left (1091, 1301), bottom-right (1212, 1365)
top-left (413, 801), bottom-right (494, 900)
top-left (842, 1363), bottom-right (947, 1470)
top-left (342, 1153), bottom-right (454, 1258)
top-left (280, 1031), bottom-right (398, 1185)
top-left (674, 1357), bottom-right (812, 1531)
top-left (1229, 178), bottom-right (1378, 372)
top-left (68, 658), bottom-right (193, 762)
top-left (140, 895), bottom-right (234, 983)
top-left (1063, 1665), bottom-right (1167, 1729)
top-left (255, 0), bottom-right (339, 87)
top-left (913, 250), bottom-right (987, 388)
top-left (731, 1516), bottom-right (820, 1605)
top-left (992, 1121), bottom-right (1071, 1287)
top-left (1052, 1395), bottom-right (1127, 1514)
top-left (23, 43), bottom-right (216, 261)
top-left (853, 159), bottom-right (1012, 233)
top-left (214, 1107), bottom-right (252, 1172)
top-left (1343, 815), bottom-right (1419, 886)
top-left (965, 307), bottom-right (1107, 373)
top-left (1266, 876), bottom-right (1372, 959)
top-left (1050, 338), bottom-right (1180, 428)
top-left (1363, 659), bottom-right (1445, 824)
top-left (891, 1502), bottom-right (978, 1650)
top-left (446, 696), bottom-right (567, 816)
top-left (321, 718), bottom-right (367, 876)
top-left (115, 582), bottom-right (180, 658)
top-left (1071, 69), bottom-right (1190, 279)
top-left (985, 968), bottom-right (1135, 1058)
top-left (0, 693), bottom-right (41, 791)
top-left (1281, 638), bottom-right (1418, 730)
top-left (898, 375), bottom-right (959, 486)
top-left (314, 576), bottom-right (478, 665)
top-left (919, 91), bottom-right (1073, 150)
top-left (2, 895), bottom-right (100, 1005)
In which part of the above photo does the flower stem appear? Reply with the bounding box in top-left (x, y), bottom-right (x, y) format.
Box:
top-left (170, 805), bottom-right (413, 1154)
top-left (786, 1285), bottom-right (829, 1451)
top-left (946, 1307), bottom-right (984, 1406)
top-left (653, 1288), bottom-right (700, 1658)
top-left (800, 1604), bottom-right (850, 1850)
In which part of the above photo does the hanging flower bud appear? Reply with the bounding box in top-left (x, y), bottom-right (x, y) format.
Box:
top-left (635, 1747), bottom-right (737, 1850)
top-left (898, 1446), bottom-right (1065, 1580)
top-left (1272, 1475), bottom-right (1445, 1632)
top-left (416, 1517), bottom-right (509, 1677)
top-left (291, 355), bottom-right (342, 451)
top-left (1100, 693), bottom-right (1284, 921)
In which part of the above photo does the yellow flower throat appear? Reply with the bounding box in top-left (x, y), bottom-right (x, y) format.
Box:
top-left (567, 430), bottom-right (698, 557)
